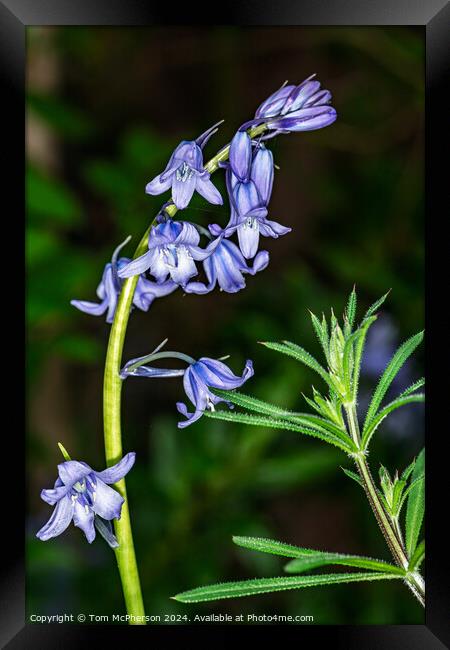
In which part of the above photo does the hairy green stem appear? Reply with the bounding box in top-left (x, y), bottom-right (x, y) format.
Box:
top-left (345, 403), bottom-right (425, 607)
top-left (102, 122), bottom-right (267, 621)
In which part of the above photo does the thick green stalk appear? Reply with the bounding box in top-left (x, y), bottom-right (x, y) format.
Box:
top-left (102, 123), bottom-right (267, 621)
top-left (345, 403), bottom-right (425, 607)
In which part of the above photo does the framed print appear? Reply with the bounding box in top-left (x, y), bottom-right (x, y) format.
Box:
top-left (1, 1), bottom-right (448, 646)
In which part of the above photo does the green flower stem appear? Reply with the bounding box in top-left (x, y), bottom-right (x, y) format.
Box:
top-left (345, 403), bottom-right (425, 607)
top-left (102, 122), bottom-right (267, 621)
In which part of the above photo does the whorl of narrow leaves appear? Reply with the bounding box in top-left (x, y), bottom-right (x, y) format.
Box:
top-left (406, 449), bottom-right (425, 557)
top-left (172, 572), bottom-right (403, 603)
top-left (363, 331), bottom-right (424, 434)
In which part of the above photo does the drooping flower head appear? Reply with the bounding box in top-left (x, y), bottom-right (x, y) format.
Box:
top-left (36, 452), bottom-right (136, 546)
top-left (243, 74), bottom-right (337, 135)
top-left (118, 218), bottom-right (220, 287)
top-left (71, 238), bottom-right (177, 323)
top-left (120, 344), bottom-right (254, 429)
top-left (145, 122), bottom-right (224, 210)
top-left (177, 357), bottom-right (254, 427)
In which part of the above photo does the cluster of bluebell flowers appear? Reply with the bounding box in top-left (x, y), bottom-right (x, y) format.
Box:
top-left (42, 75), bottom-right (336, 547)
top-left (71, 74), bottom-right (336, 320)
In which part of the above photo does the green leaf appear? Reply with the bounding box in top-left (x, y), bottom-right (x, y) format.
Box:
top-left (341, 467), bottom-right (364, 487)
top-left (309, 311), bottom-right (329, 360)
top-left (399, 378), bottom-right (425, 398)
top-left (408, 540), bottom-right (425, 572)
top-left (233, 536), bottom-right (316, 558)
top-left (363, 290), bottom-right (391, 320)
top-left (204, 410), bottom-right (353, 453)
top-left (211, 389), bottom-right (351, 447)
top-left (285, 554), bottom-right (404, 576)
top-left (210, 389), bottom-right (299, 421)
top-left (363, 331), bottom-right (424, 433)
top-left (405, 449), bottom-right (425, 557)
top-left (344, 286), bottom-right (357, 335)
top-left (361, 393), bottom-right (425, 450)
top-left (261, 341), bottom-right (335, 392)
top-left (232, 536), bottom-right (404, 576)
top-left (172, 572), bottom-right (403, 603)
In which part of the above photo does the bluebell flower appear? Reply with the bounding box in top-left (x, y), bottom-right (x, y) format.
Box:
top-left (118, 219), bottom-right (220, 287)
top-left (145, 123), bottom-right (223, 210)
top-left (71, 239), bottom-right (177, 323)
top-left (184, 237), bottom-right (269, 294)
top-left (210, 145), bottom-right (290, 259)
top-left (242, 75), bottom-right (336, 134)
top-left (36, 452), bottom-right (136, 545)
top-left (176, 357), bottom-right (254, 428)
top-left (120, 346), bottom-right (254, 428)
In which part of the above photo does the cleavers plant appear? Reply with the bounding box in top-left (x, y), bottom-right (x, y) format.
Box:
top-left (173, 288), bottom-right (425, 607)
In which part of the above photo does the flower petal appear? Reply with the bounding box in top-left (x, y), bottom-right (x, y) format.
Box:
top-left (57, 461), bottom-right (92, 487)
top-left (195, 176), bottom-right (223, 205)
top-left (36, 497), bottom-right (74, 541)
top-left (91, 478), bottom-right (124, 520)
top-left (196, 358), bottom-right (254, 390)
top-left (176, 401), bottom-right (204, 428)
top-left (248, 250), bottom-right (270, 274)
top-left (259, 218), bottom-right (292, 237)
top-left (255, 83), bottom-right (296, 118)
top-left (172, 172), bottom-right (196, 210)
top-left (73, 501), bottom-right (95, 543)
top-left (94, 452), bottom-right (136, 484)
top-left (145, 174), bottom-right (173, 195)
top-left (269, 106), bottom-right (337, 132)
top-left (229, 131), bottom-right (252, 181)
top-left (70, 299), bottom-right (108, 317)
top-left (234, 180), bottom-right (260, 216)
top-left (238, 219), bottom-right (260, 259)
top-left (118, 250), bottom-right (155, 279)
top-left (250, 146), bottom-right (274, 204)
top-left (40, 484), bottom-right (70, 506)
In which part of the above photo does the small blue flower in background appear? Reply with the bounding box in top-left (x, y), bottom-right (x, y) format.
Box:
top-left (145, 122), bottom-right (223, 210)
top-left (71, 238), bottom-right (177, 323)
top-left (184, 237), bottom-right (269, 294)
top-left (120, 345), bottom-right (254, 428)
top-left (176, 357), bottom-right (254, 428)
top-left (118, 219), bottom-right (220, 287)
top-left (36, 452), bottom-right (136, 546)
top-left (243, 74), bottom-right (336, 135)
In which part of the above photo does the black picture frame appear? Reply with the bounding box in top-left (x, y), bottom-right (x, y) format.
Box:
top-left (2, 1), bottom-right (448, 646)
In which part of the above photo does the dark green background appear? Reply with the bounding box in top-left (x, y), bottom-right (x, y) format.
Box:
top-left (27, 26), bottom-right (424, 624)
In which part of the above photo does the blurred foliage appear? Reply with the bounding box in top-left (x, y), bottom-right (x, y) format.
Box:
top-left (27, 26), bottom-right (424, 624)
